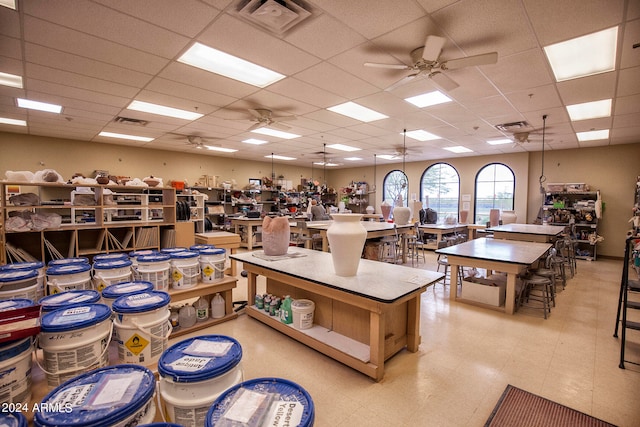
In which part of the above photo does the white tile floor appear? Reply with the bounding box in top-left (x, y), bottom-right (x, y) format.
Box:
top-left (179, 249), bottom-right (640, 426)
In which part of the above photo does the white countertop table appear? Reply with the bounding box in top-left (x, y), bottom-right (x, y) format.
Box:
top-left (487, 223), bottom-right (566, 243)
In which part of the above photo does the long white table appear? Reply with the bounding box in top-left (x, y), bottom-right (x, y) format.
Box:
top-left (232, 249), bottom-right (443, 381)
top-left (487, 223), bottom-right (566, 243)
top-left (418, 224), bottom-right (469, 249)
top-left (436, 238), bottom-right (552, 314)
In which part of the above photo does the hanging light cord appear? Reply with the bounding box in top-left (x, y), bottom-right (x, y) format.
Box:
top-left (539, 115), bottom-right (547, 193)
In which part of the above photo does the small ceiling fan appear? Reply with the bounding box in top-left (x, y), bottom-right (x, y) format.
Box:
top-left (243, 108), bottom-right (296, 131)
top-left (380, 144), bottom-right (421, 160)
top-left (364, 35), bottom-right (498, 91)
top-left (167, 133), bottom-right (220, 149)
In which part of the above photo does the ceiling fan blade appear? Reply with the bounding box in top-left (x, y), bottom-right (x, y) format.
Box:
top-left (247, 109), bottom-right (264, 119)
top-left (429, 71), bottom-right (459, 91)
top-left (422, 35), bottom-right (446, 62)
top-left (270, 122), bottom-right (292, 131)
top-left (442, 52), bottom-right (498, 70)
top-left (364, 62), bottom-right (411, 70)
top-left (272, 115), bottom-right (296, 122)
top-left (247, 122), bottom-right (266, 131)
top-left (385, 73), bottom-right (420, 92)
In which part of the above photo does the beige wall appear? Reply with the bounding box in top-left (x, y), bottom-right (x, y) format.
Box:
top-left (1, 131), bottom-right (638, 257)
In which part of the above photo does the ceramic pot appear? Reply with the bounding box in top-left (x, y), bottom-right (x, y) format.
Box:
top-left (501, 210), bottom-right (517, 224)
top-left (365, 205), bottom-right (375, 214)
top-left (326, 214), bottom-right (367, 276)
top-left (261, 216), bottom-right (290, 256)
top-left (380, 204), bottom-right (393, 221)
top-left (489, 209), bottom-right (500, 227)
top-left (459, 210), bottom-right (469, 224)
top-left (393, 207), bottom-right (411, 225)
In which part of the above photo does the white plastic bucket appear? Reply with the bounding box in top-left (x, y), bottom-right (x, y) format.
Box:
top-left (0, 261), bottom-right (45, 300)
top-left (34, 364), bottom-right (156, 427)
top-left (112, 291), bottom-right (171, 366)
top-left (101, 281), bottom-right (154, 310)
top-left (134, 254), bottom-right (171, 292)
top-left (47, 257), bottom-right (89, 267)
top-left (189, 244), bottom-right (215, 252)
top-left (46, 263), bottom-right (93, 294)
top-left (93, 253), bottom-right (129, 263)
top-left (92, 259), bottom-right (133, 291)
top-left (160, 247), bottom-right (188, 255)
top-left (292, 299), bottom-right (315, 330)
top-left (39, 289), bottom-right (101, 313)
top-left (129, 249), bottom-right (157, 266)
top-left (0, 269), bottom-right (39, 302)
top-left (170, 251), bottom-right (200, 290)
top-left (0, 337), bottom-right (33, 406)
top-left (158, 335), bottom-right (243, 427)
top-left (38, 304), bottom-right (112, 387)
top-left (199, 248), bottom-right (226, 283)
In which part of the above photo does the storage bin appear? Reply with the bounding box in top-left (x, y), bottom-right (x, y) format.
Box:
top-left (566, 182), bottom-right (588, 192)
top-left (461, 279), bottom-right (505, 307)
top-left (546, 183), bottom-right (565, 192)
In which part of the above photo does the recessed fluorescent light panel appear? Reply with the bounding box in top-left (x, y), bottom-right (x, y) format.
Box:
top-left (404, 90), bottom-right (452, 108)
top-left (576, 129), bottom-right (609, 142)
top-left (251, 127), bottom-right (300, 139)
top-left (377, 154), bottom-right (397, 160)
top-left (487, 138), bottom-right (512, 145)
top-left (178, 42), bottom-right (285, 88)
top-left (265, 154), bottom-right (296, 161)
top-left (404, 130), bottom-right (440, 141)
top-left (0, 72), bottom-right (22, 88)
top-left (17, 98), bottom-right (62, 113)
top-left (544, 26), bottom-right (618, 82)
top-left (344, 157), bottom-right (362, 161)
top-left (206, 146), bottom-right (237, 153)
top-left (0, 117), bottom-right (26, 126)
top-left (566, 99), bottom-right (612, 121)
top-left (313, 162), bottom-right (339, 166)
top-left (326, 143), bottom-right (360, 152)
top-left (98, 131), bottom-right (154, 142)
top-left (327, 102), bottom-right (388, 122)
top-left (444, 146), bottom-right (472, 153)
top-left (0, 0), bottom-right (16, 10)
top-left (242, 138), bottom-right (268, 145)
top-left (127, 100), bottom-right (202, 120)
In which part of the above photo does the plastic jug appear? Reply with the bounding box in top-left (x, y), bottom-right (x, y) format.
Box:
top-left (179, 304), bottom-right (196, 328)
top-left (280, 295), bottom-right (293, 324)
top-left (195, 296), bottom-right (209, 322)
top-left (211, 293), bottom-right (225, 319)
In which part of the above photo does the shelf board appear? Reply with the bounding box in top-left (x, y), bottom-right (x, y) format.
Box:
top-left (170, 312), bottom-right (238, 338)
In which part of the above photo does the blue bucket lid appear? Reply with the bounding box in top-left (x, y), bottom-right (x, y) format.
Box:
top-left (0, 298), bottom-right (34, 312)
top-left (0, 337), bottom-right (31, 363)
top-left (93, 259), bottom-right (132, 269)
top-left (160, 247), bottom-right (187, 254)
top-left (169, 250), bottom-right (199, 259)
top-left (93, 253), bottom-right (129, 262)
top-left (39, 290), bottom-right (101, 312)
top-left (206, 377), bottom-right (315, 427)
top-left (0, 411), bottom-right (27, 427)
top-left (199, 248), bottom-right (226, 256)
top-left (0, 269), bottom-right (38, 282)
top-left (189, 244), bottom-right (215, 251)
top-left (137, 424), bottom-right (182, 427)
top-left (41, 304), bottom-right (111, 333)
top-left (34, 364), bottom-right (155, 427)
top-left (137, 254), bottom-right (170, 263)
top-left (102, 281), bottom-right (154, 300)
top-left (0, 261), bottom-right (44, 272)
top-left (158, 335), bottom-right (242, 383)
top-left (47, 257), bottom-right (89, 267)
top-left (129, 249), bottom-right (157, 258)
top-left (112, 291), bottom-right (170, 314)
top-left (46, 263), bottom-right (92, 275)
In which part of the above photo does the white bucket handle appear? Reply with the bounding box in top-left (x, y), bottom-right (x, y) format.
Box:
top-left (174, 264), bottom-right (201, 279)
top-left (129, 319), bottom-right (173, 341)
top-left (203, 261), bottom-right (226, 273)
top-left (47, 276), bottom-right (91, 291)
top-left (156, 380), bottom-right (167, 422)
top-left (34, 323), bottom-right (113, 377)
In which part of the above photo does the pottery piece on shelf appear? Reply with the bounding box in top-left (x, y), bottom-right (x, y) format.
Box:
top-left (501, 210), bottom-right (517, 224)
top-left (326, 214), bottom-right (367, 276)
top-left (262, 216), bottom-right (290, 256)
top-left (393, 206), bottom-right (411, 225)
top-left (380, 203), bottom-right (392, 221)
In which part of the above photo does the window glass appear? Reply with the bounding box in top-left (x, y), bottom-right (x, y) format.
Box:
top-left (383, 170), bottom-right (408, 206)
top-left (474, 163), bottom-right (515, 224)
top-left (420, 163), bottom-right (460, 221)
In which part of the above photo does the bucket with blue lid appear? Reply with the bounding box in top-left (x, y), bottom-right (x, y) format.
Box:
top-left (47, 257), bottom-right (89, 267)
top-left (205, 377), bottom-right (315, 427)
top-left (0, 336), bottom-right (34, 406)
top-left (199, 248), bottom-right (226, 283)
top-left (0, 261), bottom-right (45, 300)
top-left (39, 289), bottom-right (101, 313)
top-left (0, 269), bottom-right (39, 302)
top-left (38, 304), bottom-right (112, 387)
top-left (0, 412), bottom-right (27, 427)
top-left (112, 291), bottom-right (171, 366)
top-left (134, 254), bottom-right (170, 292)
top-left (158, 335), bottom-right (244, 427)
top-left (46, 263), bottom-right (93, 294)
top-left (92, 258), bottom-right (133, 291)
top-left (93, 252), bottom-right (129, 263)
top-left (169, 251), bottom-right (200, 290)
top-left (34, 364), bottom-right (157, 427)
top-left (101, 280), bottom-right (154, 310)
top-left (129, 249), bottom-right (158, 266)
top-left (190, 244), bottom-right (215, 252)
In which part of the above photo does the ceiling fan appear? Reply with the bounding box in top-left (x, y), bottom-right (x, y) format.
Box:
top-left (243, 108), bottom-right (296, 131)
top-left (381, 144), bottom-right (421, 160)
top-left (167, 133), bottom-right (220, 149)
top-left (364, 35), bottom-right (498, 91)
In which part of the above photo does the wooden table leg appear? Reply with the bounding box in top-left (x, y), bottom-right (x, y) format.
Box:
top-left (505, 273), bottom-right (516, 314)
top-left (406, 295), bottom-right (421, 351)
top-left (369, 310), bottom-right (385, 381)
top-left (450, 264), bottom-right (460, 302)
top-left (321, 231), bottom-right (329, 252)
top-left (229, 248), bottom-right (237, 276)
top-left (247, 270), bottom-right (258, 304)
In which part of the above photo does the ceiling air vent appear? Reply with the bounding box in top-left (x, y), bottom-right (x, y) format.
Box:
top-left (114, 116), bottom-right (149, 126)
top-left (495, 121), bottom-right (531, 132)
top-left (236, 0), bottom-right (312, 35)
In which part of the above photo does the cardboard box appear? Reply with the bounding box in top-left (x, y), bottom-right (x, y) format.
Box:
top-left (546, 183), bottom-right (565, 192)
top-left (461, 279), bottom-right (505, 306)
top-left (566, 183), bottom-right (587, 192)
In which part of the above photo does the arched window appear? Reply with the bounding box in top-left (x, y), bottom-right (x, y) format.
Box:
top-left (383, 170), bottom-right (408, 206)
top-left (420, 163), bottom-right (460, 221)
top-left (474, 163), bottom-right (515, 224)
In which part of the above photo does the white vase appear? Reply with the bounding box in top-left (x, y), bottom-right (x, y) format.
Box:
top-left (326, 214), bottom-right (367, 276)
top-left (501, 210), bottom-right (517, 224)
top-left (393, 207), bottom-right (411, 225)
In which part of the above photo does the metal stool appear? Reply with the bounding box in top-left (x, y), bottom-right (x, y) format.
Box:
top-left (517, 272), bottom-right (554, 319)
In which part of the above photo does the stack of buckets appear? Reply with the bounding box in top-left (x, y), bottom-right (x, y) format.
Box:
top-left (46, 257), bottom-right (92, 295)
top-left (92, 257), bottom-right (133, 291)
top-left (134, 253), bottom-right (171, 292)
top-left (168, 250), bottom-right (200, 290)
top-left (0, 260), bottom-right (45, 301)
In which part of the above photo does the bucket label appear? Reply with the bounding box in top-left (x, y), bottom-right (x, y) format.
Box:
top-left (97, 281), bottom-right (108, 292)
top-left (265, 400), bottom-right (304, 427)
top-left (126, 295), bottom-right (165, 307)
top-left (125, 334), bottom-right (149, 356)
top-left (50, 384), bottom-right (94, 408)
top-left (184, 340), bottom-right (233, 357)
top-left (168, 355), bottom-right (212, 372)
top-left (203, 264), bottom-right (214, 277)
top-left (172, 269), bottom-right (183, 282)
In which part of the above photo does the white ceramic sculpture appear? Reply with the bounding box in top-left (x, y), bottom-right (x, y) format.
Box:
top-left (393, 207), bottom-right (411, 225)
top-left (326, 214), bottom-right (367, 276)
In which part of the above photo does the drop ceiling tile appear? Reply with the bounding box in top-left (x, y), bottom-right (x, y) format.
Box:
top-left (620, 18), bottom-right (640, 68)
top-left (295, 62), bottom-right (379, 99)
top-left (25, 80), bottom-right (129, 109)
top-left (610, 125), bottom-right (640, 143)
top-left (504, 84), bottom-right (563, 113)
top-left (616, 66), bottom-right (640, 97)
top-left (145, 77), bottom-right (236, 108)
top-left (615, 93), bottom-right (640, 115)
top-left (613, 112), bottom-right (640, 128)
top-left (556, 72), bottom-right (616, 105)
top-left (0, 6), bottom-right (20, 38)
top-left (267, 77), bottom-right (345, 109)
top-left (159, 62), bottom-right (259, 99)
top-left (0, 35), bottom-right (22, 61)
top-left (483, 49), bottom-right (553, 93)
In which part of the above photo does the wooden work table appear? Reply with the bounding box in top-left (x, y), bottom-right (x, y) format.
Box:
top-left (487, 223), bottom-right (566, 243)
top-left (436, 238), bottom-right (552, 314)
top-left (232, 248), bottom-right (443, 381)
top-left (418, 223), bottom-right (469, 249)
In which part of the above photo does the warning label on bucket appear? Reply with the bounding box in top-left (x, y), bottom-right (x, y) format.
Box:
top-left (125, 334), bottom-right (149, 356)
top-left (203, 265), bottom-right (214, 277)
